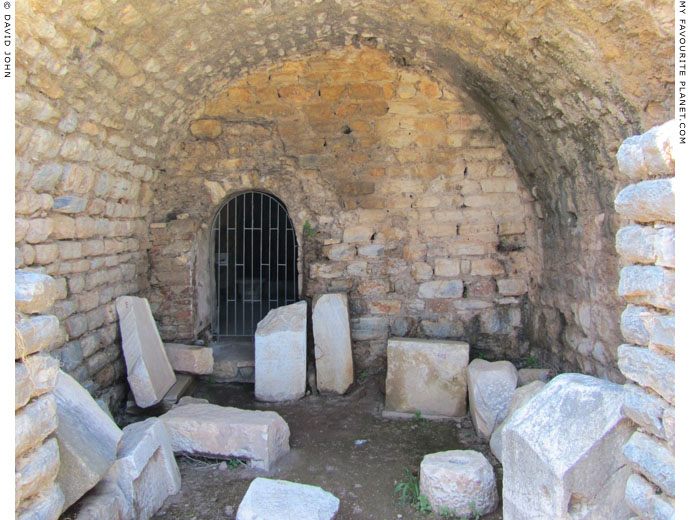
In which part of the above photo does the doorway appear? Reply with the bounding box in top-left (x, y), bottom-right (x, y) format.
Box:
top-left (212, 191), bottom-right (299, 339)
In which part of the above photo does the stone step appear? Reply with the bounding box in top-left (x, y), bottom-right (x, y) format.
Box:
top-left (212, 340), bottom-right (255, 383)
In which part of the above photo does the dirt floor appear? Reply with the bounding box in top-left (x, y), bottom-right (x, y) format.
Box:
top-left (138, 374), bottom-right (504, 520)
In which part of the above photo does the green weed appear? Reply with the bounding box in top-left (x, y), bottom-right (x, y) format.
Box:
top-left (303, 220), bottom-right (316, 237)
top-left (394, 466), bottom-right (432, 514)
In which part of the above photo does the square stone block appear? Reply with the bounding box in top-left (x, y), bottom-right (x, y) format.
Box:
top-left (384, 338), bottom-right (469, 418)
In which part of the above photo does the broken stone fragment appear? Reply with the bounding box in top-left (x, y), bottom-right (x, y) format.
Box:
top-left (164, 343), bottom-right (214, 375)
top-left (516, 367), bottom-right (552, 386)
top-left (384, 338), bottom-right (469, 418)
top-left (116, 296), bottom-right (176, 407)
top-left (98, 417), bottom-right (181, 520)
top-left (15, 437), bottom-right (61, 509)
top-left (419, 450), bottom-right (497, 517)
top-left (614, 178), bottom-right (675, 223)
top-left (254, 301), bottom-right (306, 402)
top-left (313, 293), bottom-right (354, 395)
top-left (16, 482), bottom-right (65, 520)
top-left (53, 370), bottom-right (123, 512)
top-left (467, 359), bottom-right (518, 440)
top-left (502, 373), bottom-right (634, 520)
top-left (236, 478), bottom-right (339, 520)
top-left (489, 380), bottom-right (545, 463)
top-left (15, 270), bottom-right (60, 314)
top-left (160, 403), bottom-right (290, 471)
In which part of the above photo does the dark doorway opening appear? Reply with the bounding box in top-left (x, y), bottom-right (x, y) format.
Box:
top-left (212, 191), bottom-right (298, 339)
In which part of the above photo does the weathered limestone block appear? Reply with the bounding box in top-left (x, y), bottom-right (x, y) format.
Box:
top-left (74, 481), bottom-right (128, 520)
top-left (15, 315), bottom-right (62, 359)
top-left (621, 305), bottom-right (658, 346)
top-left (418, 280), bottom-right (464, 298)
top-left (384, 338), bottom-right (469, 418)
top-left (616, 135), bottom-right (648, 181)
top-left (497, 278), bottom-right (527, 296)
top-left (190, 118), bottom-right (222, 139)
top-left (16, 483), bottom-right (64, 520)
top-left (490, 380), bottom-right (545, 463)
top-left (313, 293), bottom-right (354, 394)
top-left (502, 374), bottom-right (634, 520)
top-left (662, 407), bottom-right (675, 452)
top-left (53, 370), bottom-right (123, 511)
top-left (650, 315), bottom-right (674, 355)
top-left (625, 473), bottom-right (675, 520)
top-left (236, 478), bottom-right (339, 520)
top-left (15, 437), bottom-right (61, 508)
top-left (616, 225), bottom-right (656, 264)
top-left (419, 450), bottom-right (498, 517)
top-left (622, 431), bottom-right (674, 497)
top-left (163, 343), bottom-right (213, 375)
top-left (255, 301), bottom-right (306, 402)
top-left (467, 359), bottom-right (518, 439)
top-left (15, 270), bottom-right (60, 314)
top-left (15, 355), bottom-right (60, 411)
top-left (343, 224), bottom-right (374, 243)
top-left (15, 393), bottom-right (57, 458)
top-left (160, 403), bottom-right (290, 470)
top-left (103, 418), bottom-right (181, 520)
top-left (654, 226), bottom-right (674, 267)
top-left (614, 179), bottom-right (674, 223)
top-left (618, 345), bottom-right (674, 405)
top-left (162, 373), bottom-right (194, 404)
top-left (624, 384), bottom-right (669, 441)
top-left (517, 368), bottom-right (553, 386)
top-left (116, 296), bottom-right (176, 407)
top-left (640, 120), bottom-right (675, 177)
top-left (618, 266), bottom-right (674, 311)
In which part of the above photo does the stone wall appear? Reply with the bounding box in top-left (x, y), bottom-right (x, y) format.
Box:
top-left (613, 121), bottom-right (675, 519)
top-left (149, 47), bottom-right (539, 369)
top-left (15, 271), bottom-right (65, 519)
top-left (14, 0), bottom-right (674, 399)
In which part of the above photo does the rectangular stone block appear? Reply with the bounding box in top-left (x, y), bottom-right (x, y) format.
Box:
top-left (618, 265), bottom-right (674, 311)
top-left (163, 343), bottom-right (213, 375)
top-left (384, 338), bottom-right (469, 418)
top-left (116, 296), bottom-right (176, 407)
top-left (618, 345), bottom-right (674, 405)
top-left (15, 393), bottom-right (57, 459)
top-left (313, 293), bottom-right (354, 395)
top-left (15, 315), bottom-right (61, 359)
top-left (623, 383), bottom-right (668, 440)
top-left (621, 305), bottom-right (658, 346)
top-left (160, 403), bottom-right (290, 470)
top-left (418, 280), bottom-right (464, 299)
top-left (650, 315), bottom-right (674, 355)
top-left (163, 373), bottom-right (194, 404)
top-left (623, 430), bottom-right (674, 497)
top-left (16, 482), bottom-right (64, 520)
top-left (15, 354), bottom-right (59, 410)
top-left (15, 437), bottom-right (61, 508)
top-left (614, 178), bottom-right (674, 223)
top-left (53, 370), bottom-right (123, 511)
top-left (625, 473), bottom-right (675, 520)
top-left (255, 301), bottom-right (306, 402)
top-left (15, 270), bottom-right (60, 314)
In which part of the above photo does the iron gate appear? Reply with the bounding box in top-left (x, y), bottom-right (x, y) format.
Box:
top-left (212, 191), bottom-right (298, 338)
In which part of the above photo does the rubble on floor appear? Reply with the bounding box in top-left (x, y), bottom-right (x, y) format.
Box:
top-left (236, 477), bottom-right (340, 520)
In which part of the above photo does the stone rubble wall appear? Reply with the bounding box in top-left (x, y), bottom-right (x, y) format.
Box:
top-left (15, 271), bottom-right (66, 519)
top-left (150, 47), bottom-right (540, 369)
top-left (614, 121), bottom-right (675, 519)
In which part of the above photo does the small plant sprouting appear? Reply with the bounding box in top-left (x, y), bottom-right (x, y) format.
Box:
top-left (525, 356), bottom-right (538, 368)
top-left (358, 370), bottom-right (367, 380)
top-left (414, 410), bottom-right (423, 421)
top-left (227, 458), bottom-right (242, 469)
top-left (207, 375), bottom-right (216, 384)
top-left (394, 467), bottom-right (432, 514)
top-left (303, 219), bottom-right (316, 237)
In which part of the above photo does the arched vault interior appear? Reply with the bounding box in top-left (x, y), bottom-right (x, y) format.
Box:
top-left (15, 0), bottom-right (674, 400)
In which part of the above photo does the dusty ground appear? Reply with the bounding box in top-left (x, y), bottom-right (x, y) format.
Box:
top-left (141, 374), bottom-right (503, 520)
